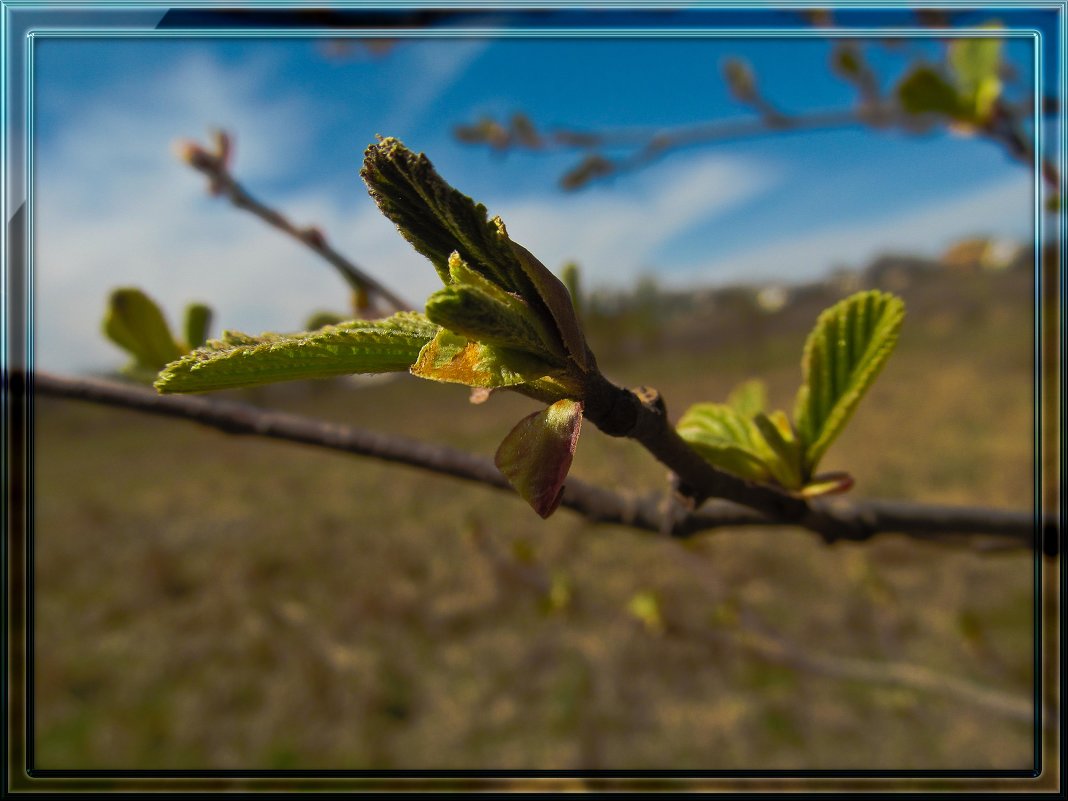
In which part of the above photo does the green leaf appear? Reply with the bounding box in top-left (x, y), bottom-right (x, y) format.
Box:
top-left (361, 136), bottom-right (534, 296)
top-left (793, 290), bottom-right (905, 473)
top-left (949, 33), bottom-right (1002, 120)
top-left (410, 328), bottom-right (561, 389)
top-left (494, 398), bottom-right (583, 518)
top-left (361, 137), bottom-right (590, 374)
top-left (155, 312), bottom-right (438, 393)
top-left (676, 403), bottom-right (775, 483)
top-left (424, 252), bottom-right (566, 362)
top-left (897, 65), bottom-right (964, 118)
top-left (103, 288), bottom-right (184, 371)
top-left (183, 303), bottom-right (213, 350)
top-left (727, 379), bottom-right (767, 418)
top-left (752, 411), bottom-right (803, 489)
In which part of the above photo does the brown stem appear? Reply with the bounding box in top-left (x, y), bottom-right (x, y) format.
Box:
top-left (28, 371), bottom-right (1040, 550)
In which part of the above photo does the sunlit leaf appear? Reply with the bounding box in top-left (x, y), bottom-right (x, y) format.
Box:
top-left (676, 403), bottom-right (775, 483)
top-left (793, 290), bottom-right (905, 472)
top-left (494, 398), bottom-right (583, 518)
top-left (361, 136), bottom-right (537, 297)
top-left (155, 312), bottom-right (438, 393)
top-left (424, 252), bottom-right (565, 362)
top-left (103, 288), bottom-right (184, 372)
top-left (410, 329), bottom-right (560, 389)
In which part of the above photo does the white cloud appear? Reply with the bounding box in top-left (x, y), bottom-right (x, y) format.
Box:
top-left (33, 52), bottom-right (352, 374)
top-left (385, 39), bottom-right (490, 135)
top-left (671, 172), bottom-right (1035, 287)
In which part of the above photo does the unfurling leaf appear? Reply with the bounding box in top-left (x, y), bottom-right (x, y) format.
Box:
top-left (676, 403), bottom-right (776, 484)
top-left (793, 290), bottom-right (905, 472)
top-left (800, 471), bottom-right (855, 498)
top-left (104, 288), bottom-right (185, 373)
top-left (155, 312), bottom-right (439, 393)
top-left (183, 303), bottom-right (213, 350)
top-left (495, 398), bottom-right (583, 518)
top-left (411, 329), bottom-right (560, 389)
top-left (361, 137), bottom-right (590, 380)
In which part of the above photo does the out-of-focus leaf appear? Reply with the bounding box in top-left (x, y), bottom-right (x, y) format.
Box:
top-left (155, 312), bottom-right (438, 393)
top-left (727, 379), bottom-right (767, 419)
top-left (627, 591), bottom-right (665, 635)
top-left (103, 288), bottom-right (184, 371)
top-left (494, 398), bottom-right (583, 518)
top-left (793, 290), bottom-right (905, 472)
top-left (753, 411), bottom-right (803, 489)
top-left (410, 329), bottom-right (559, 389)
top-left (183, 303), bottom-right (213, 350)
top-left (800, 471), bottom-right (855, 498)
top-left (561, 262), bottom-right (582, 319)
top-left (949, 32), bottom-right (1003, 120)
top-left (305, 311), bottom-right (347, 330)
top-left (897, 65), bottom-right (963, 118)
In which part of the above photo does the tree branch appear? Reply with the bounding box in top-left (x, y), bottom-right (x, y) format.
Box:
top-left (29, 372), bottom-right (1041, 551)
top-left (177, 132), bottom-right (413, 314)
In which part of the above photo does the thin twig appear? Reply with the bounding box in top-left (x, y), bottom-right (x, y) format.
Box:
top-left (30, 371), bottom-right (1040, 550)
top-left (457, 99), bottom-right (1058, 194)
top-left (178, 132), bottom-right (412, 314)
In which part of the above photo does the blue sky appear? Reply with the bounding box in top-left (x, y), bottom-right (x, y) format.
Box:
top-left (32, 32), bottom-right (1037, 373)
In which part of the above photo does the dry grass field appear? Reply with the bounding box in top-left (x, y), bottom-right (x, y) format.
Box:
top-left (32, 266), bottom-right (1041, 772)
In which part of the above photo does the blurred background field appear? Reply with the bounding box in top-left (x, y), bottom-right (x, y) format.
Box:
top-left (33, 260), bottom-right (1038, 770)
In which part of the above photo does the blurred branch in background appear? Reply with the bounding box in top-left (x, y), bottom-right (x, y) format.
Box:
top-left (177, 131), bottom-right (413, 315)
top-left (455, 36), bottom-right (1060, 201)
top-left (32, 371), bottom-right (1042, 552)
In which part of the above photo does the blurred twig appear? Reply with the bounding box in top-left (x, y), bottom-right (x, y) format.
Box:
top-left (673, 615), bottom-right (1038, 725)
top-left (32, 371), bottom-right (1043, 551)
top-left (177, 131), bottom-right (412, 314)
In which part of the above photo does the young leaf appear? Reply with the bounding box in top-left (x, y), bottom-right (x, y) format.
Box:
top-left (361, 138), bottom-right (590, 374)
top-left (948, 33), bottom-right (1002, 120)
top-left (676, 403), bottom-right (775, 483)
top-left (753, 411), bottom-right (803, 489)
top-left (424, 252), bottom-right (566, 362)
top-left (155, 312), bottom-right (439, 393)
top-left (183, 303), bottom-right (213, 350)
top-left (896, 65), bottom-right (963, 118)
top-left (361, 136), bottom-right (533, 295)
top-left (793, 290), bottom-right (905, 472)
top-left (727, 379), bottom-right (767, 419)
top-left (410, 329), bottom-right (560, 389)
top-left (494, 398), bottom-right (583, 518)
top-left (103, 288), bottom-right (184, 370)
